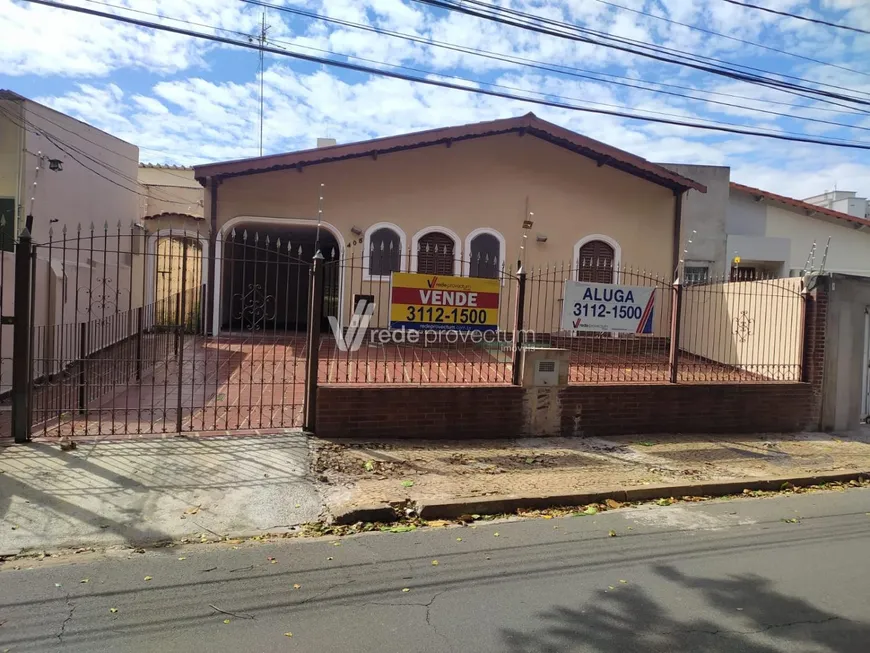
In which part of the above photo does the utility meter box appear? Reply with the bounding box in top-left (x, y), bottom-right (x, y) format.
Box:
top-left (519, 347), bottom-right (570, 388)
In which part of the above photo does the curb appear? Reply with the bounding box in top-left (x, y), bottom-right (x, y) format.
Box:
top-left (332, 504), bottom-right (399, 525)
top-left (415, 470), bottom-right (869, 520)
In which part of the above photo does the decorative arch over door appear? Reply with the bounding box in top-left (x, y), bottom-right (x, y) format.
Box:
top-left (573, 235), bottom-right (620, 283)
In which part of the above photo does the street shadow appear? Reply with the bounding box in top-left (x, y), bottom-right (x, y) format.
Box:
top-left (0, 432), bottom-right (312, 549)
top-left (500, 563), bottom-right (870, 653)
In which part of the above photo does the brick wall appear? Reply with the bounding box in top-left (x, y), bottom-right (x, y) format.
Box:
top-left (802, 280), bottom-right (828, 427)
top-left (558, 382), bottom-right (814, 437)
top-left (316, 385), bottom-right (524, 439)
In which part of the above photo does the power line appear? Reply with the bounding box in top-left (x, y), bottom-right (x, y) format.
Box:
top-left (249, 0), bottom-right (870, 131)
top-left (21, 0), bottom-right (870, 150)
top-left (720, 0), bottom-right (870, 36)
top-left (412, 0), bottom-right (870, 108)
top-left (593, 0), bottom-right (869, 77)
top-left (260, 35), bottom-right (870, 141)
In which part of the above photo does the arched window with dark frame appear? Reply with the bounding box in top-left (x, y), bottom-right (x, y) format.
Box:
top-left (368, 226), bottom-right (401, 277)
top-left (469, 232), bottom-right (500, 279)
top-left (417, 231), bottom-right (455, 275)
top-left (577, 239), bottom-right (615, 283)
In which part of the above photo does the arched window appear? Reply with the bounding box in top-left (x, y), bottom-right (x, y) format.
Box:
top-left (468, 232), bottom-right (501, 279)
top-left (417, 231), bottom-right (456, 275)
top-left (576, 239), bottom-right (615, 283)
top-left (367, 226), bottom-right (402, 278)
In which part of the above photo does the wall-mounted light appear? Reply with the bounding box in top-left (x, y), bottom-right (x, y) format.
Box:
top-left (350, 225), bottom-right (363, 236)
top-left (48, 158), bottom-right (63, 172)
top-left (536, 233), bottom-right (547, 243)
top-left (522, 218), bottom-right (534, 230)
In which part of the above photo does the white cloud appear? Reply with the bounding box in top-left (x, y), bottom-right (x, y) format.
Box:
top-left (4, 0), bottom-right (869, 199)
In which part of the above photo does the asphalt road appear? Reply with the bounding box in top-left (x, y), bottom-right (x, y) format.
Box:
top-left (2, 488), bottom-right (869, 652)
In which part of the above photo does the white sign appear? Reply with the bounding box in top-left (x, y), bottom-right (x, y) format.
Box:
top-left (561, 282), bottom-right (655, 334)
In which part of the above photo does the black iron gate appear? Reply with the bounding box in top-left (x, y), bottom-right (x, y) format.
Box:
top-left (3, 223), bottom-right (317, 441)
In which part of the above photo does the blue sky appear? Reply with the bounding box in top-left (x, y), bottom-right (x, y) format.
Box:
top-left (2, 0), bottom-right (870, 199)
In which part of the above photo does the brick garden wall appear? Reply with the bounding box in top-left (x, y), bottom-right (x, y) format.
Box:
top-left (316, 385), bottom-right (524, 439)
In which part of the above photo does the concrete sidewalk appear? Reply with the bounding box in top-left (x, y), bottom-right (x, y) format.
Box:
top-left (314, 430), bottom-right (870, 515)
top-left (0, 432), bottom-right (322, 555)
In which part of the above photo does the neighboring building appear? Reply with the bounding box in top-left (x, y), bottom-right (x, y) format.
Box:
top-left (193, 113), bottom-right (705, 333)
top-left (803, 190), bottom-right (869, 220)
top-left (0, 90), bottom-right (142, 394)
top-left (728, 182), bottom-right (870, 278)
top-left (662, 161), bottom-right (870, 281)
top-left (138, 163), bottom-right (204, 229)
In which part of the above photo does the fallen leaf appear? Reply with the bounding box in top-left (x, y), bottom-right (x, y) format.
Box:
top-left (402, 588), bottom-right (410, 592)
top-left (656, 498), bottom-right (674, 506)
top-left (605, 499), bottom-right (623, 510)
top-left (223, 619), bottom-right (231, 624)
top-left (364, 460), bottom-right (375, 472)
top-left (185, 506), bottom-right (200, 515)
top-left (580, 505), bottom-right (599, 516)
top-left (178, 557), bottom-right (186, 561)
top-left (332, 541), bottom-right (341, 546)
top-left (401, 480), bottom-right (414, 488)
top-left (543, 515), bottom-right (553, 520)
top-left (54, 583), bottom-right (62, 588)
top-left (427, 519), bottom-right (451, 527)
top-left (524, 457), bottom-right (535, 464)
top-left (144, 576), bottom-right (153, 581)
top-left (109, 608), bottom-right (118, 614)
top-left (284, 632), bottom-right (293, 637)
top-left (493, 532), bottom-right (499, 537)
top-left (619, 580), bottom-right (627, 584)
top-left (608, 586), bottom-right (615, 590)
top-left (431, 560), bottom-right (439, 566)
top-left (80, 578), bottom-right (89, 584)
top-left (782, 518), bottom-right (800, 524)
top-left (456, 537), bottom-right (463, 542)
top-left (293, 584), bottom-right (301, 589)
top-left (737, 608), bottom-right (744, 611)
top-left (294, 504), bottom-right (301, 508)
top-left (608, 530), bottom-right (617, 537)
top-left (327, 557), bottom-right (333, 561)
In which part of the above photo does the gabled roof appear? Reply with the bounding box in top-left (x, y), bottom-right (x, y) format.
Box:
top-left (139, 163), bottom-right (193, 170)
top-left (731, 182), bottom-right (870, 229)
top-left (194, 113), bottom-right (706, 193)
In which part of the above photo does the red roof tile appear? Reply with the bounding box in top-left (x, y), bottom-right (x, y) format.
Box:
top-left (193, 113), bottom-right (706, 193)
top-left (730, 182), bottom-right (870, 229)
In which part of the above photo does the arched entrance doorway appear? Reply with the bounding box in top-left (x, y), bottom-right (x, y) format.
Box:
top-left (217, 219), bottom-right (342, 333)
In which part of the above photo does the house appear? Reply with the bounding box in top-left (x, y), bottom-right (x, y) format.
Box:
top-left (661, 163), bottom-right (870, 282)
top-left (0, 90), bottom-right (143, 395)
top-left (193, 113), bottom-right (705, 334)
top-left (727, 182), bottom-right (870, 279)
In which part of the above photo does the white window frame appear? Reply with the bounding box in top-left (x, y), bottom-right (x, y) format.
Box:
top-left (572, 234), bottom-right (622, 283)
top-left (410, 226), bottom-right (462, 276)
top-left (362, 222), bottom-right (407, 281)
top-left (463, 227), bottom-right (506, 279)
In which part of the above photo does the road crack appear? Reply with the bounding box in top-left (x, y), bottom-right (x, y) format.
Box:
top-left (659, 615), bottom-right (844, 637)
top-left (56, 594), bottom-right (76, 644)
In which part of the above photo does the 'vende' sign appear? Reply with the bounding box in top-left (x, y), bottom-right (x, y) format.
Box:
top-left (390, 272), bottom-right (500, 331)
top-left (560, 281), bottom-right (655, 334)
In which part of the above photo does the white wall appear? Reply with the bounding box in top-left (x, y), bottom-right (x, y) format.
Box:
top-left (764, 204), bottom-right (870, 276)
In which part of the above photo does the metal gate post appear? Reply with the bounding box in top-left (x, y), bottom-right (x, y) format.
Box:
top-left (668, 277), bottom-right (684, 384)
top-left (304, 251), bottom-right (324, 432)
top-left (11, 229), bottom-right (33, 443)
top-left (511, 266), bottom-right (527, 386)
top-left (175, 239), bottom-right (189, 432)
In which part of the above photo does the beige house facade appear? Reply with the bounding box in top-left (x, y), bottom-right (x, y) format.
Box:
top-left (194, 113), bottom-right (705, 333)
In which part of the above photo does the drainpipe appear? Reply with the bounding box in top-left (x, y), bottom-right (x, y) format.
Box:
top-left (206, 176), bottom-right (219, 335)
top-left (671, 188), bottom-right (684, 281)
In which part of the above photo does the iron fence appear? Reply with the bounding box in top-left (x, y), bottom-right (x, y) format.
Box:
top-left (319, 250), bottom-right (519, 385)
